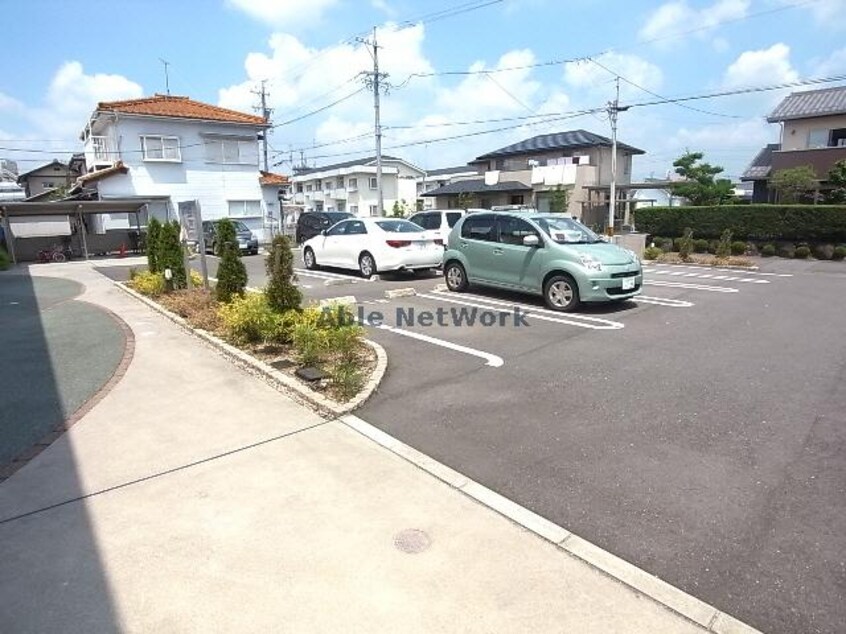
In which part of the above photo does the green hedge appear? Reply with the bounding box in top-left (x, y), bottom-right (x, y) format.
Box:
top-left (635, 205), bottom-right (846, 242)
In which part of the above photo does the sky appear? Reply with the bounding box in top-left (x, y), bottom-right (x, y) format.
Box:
top-left (1, 0), bottom-right (845, 181)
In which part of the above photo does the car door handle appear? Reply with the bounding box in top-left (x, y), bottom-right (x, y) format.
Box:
top-left (493, 248), bottom-right (503, 255)
top-left (460, 241), bottom-right (468, 248)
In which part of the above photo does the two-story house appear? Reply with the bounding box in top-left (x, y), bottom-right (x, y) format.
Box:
top-left (421, 129), bottom-right (644, 222)
top-left (77, 94), bottom-right (275, 240)
top-left (291, 155), bottom-right (424, 217)
top-left (742, 86), bottom-right (846, 202)
top-left (416, 165), bottom-right (479, 209)
top-left (16, 159), bottom-right (77, 200)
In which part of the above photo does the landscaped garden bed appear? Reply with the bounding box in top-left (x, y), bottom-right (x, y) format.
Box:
top-left (124, 218), bottom-right (381, 409)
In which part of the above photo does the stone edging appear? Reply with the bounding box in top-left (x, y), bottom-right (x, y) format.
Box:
top-left (114, 282), bottom-right (387, 418)
top-left (0, 303), bottom-right (136, 483)
top-left (340, 413), bottom-right (762, 634)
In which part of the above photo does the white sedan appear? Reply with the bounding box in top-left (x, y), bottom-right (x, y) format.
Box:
top-left (301, 217), bottom-right (444, 277)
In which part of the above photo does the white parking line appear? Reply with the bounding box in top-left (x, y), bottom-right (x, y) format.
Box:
top-left (423, 291), bottom-right (625, 330)
top-left (644, 280), bottom-right (739, 293)
top-left (365, 320), bottom-right (504, 367)
top-left (649, 263), bottom-right (792, 277)
top-left (631, 296), bottom-right (694, 308)
top-left (643, 268), bottom-right (770, 284)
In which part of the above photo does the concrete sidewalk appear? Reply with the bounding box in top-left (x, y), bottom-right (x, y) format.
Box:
top-left (1, 263), bottom-right (708, 633)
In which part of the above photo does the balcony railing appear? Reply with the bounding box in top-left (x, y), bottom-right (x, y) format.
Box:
top-left (771, 146), bottom-right (846, 176)
top-left (87, 136), bottom-right (116, 163)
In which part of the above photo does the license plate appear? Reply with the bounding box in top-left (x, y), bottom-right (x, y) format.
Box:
top-left (622, 277), bottom-right (635, 290)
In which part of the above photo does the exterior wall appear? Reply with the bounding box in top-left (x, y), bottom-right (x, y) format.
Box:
top-left (770, 146), bottom-right (846, 180)
top-left (20, 164), bottom-right (71, 197)
top-left (780, 114), bottom-right (846, 151)
top-left (91, 115), bottom-right (267, 236)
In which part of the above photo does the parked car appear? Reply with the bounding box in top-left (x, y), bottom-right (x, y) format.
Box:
top-left (202, 220), bottom-right (258, 255)
top-left (295, 211), bottom-right (353, 244)
top-left (302, 217), bottom-right (444, 277)
top-left (443, 212), bottom-right (642, 312)
top-left (407, 209), bottom-right (468, 248)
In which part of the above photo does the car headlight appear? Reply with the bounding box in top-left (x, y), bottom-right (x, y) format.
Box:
top-left (579, 254), bottom-right (603, 271)
top-left (625, 249), bottom-right (640, 265)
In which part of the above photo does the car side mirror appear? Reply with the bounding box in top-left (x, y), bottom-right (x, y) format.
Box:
top-left (523, 234), bottom-right (540, 247)
top-left (321, 229), bottom-right (327, 236)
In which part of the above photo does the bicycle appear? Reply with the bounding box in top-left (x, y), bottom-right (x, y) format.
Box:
top-left (36, 244), bottom-right (69, 263)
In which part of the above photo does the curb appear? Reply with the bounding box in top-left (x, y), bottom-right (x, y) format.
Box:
top-left (114, 283), bottom-right (387, 418)
top-left (385, 287), bottom-right (416, 299)
top-left (340, 413), bottom-right (763, 634)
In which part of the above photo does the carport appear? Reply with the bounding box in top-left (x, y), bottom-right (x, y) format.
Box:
top-left (0, 199), bottom-right (152, 263)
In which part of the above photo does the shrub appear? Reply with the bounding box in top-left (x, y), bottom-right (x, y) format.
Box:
top-left (146, 217), bottom-right (161, 273)
top-left (693, 238), bottom-right (709, 253)
top-left (157, 221), bottom-right (186, 290)
top-left (833, 246), bottom-right (846, 261)
top-left (730, 241), bottom-right (747, 256)
top-left (324, 322), bottom-right (366, 401)
top-left (777, 243), bottom-right (796, 258)
top-left (761, 244), bottom-right (776, 257)
top-left (292, 309), bottom-right (328, 367)
top-left (217, 293), bottom-right (276, 345)
top-left (265, 234), bottom-right (302, 312)
top-left (814, 244), bottom-right (835, 260)
top-left (794, 245), bottom-right (811, 259)
top-left (159, 289), bottom-right (221, 332)
top-left (715, 229), bottom-right (732, 258)
top-left (707, 240), bottom-right (719, 254)
top-left (189, 269), bottom-right (203, 288)
top-left (643, 246), bottom-right (662, 260)
top-left (672, 237), bottom-right (682, 252)
top-left (0, 247), bottom-right (12, 270)
top-left (635, 204), bottom-right (846, 243)
top-left (214, 219), bottom-right (247, 303)
top-left (678, 228), bottom-right (694, 262)
top-left (130, 270), bottom-right (165, 296)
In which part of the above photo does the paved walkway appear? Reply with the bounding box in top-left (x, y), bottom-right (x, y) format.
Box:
top-left (1, 262), bottom-right (708, 633)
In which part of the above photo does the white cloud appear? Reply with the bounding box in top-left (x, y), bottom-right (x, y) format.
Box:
top-left (226, 0), bottom-right (338, 28)
top-left (723, 43), bottom-right (798, 88)
top-left (787, 0), bottom-right (846, 29)
top-left (812, 47), bottom-right (846, 77)
top-left (564, 52), bottom-right (664, 96)
top-left (639, 0), bottom-right (750, 47)
top-left (0, 91), bottom-right (24, 113)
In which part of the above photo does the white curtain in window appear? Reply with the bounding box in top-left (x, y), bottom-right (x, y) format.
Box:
top-left (144, 137), bottom-right (163, 159)
top-left (162, 137), bottom-right (180, 160)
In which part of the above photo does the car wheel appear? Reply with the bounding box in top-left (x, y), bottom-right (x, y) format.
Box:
top-left (359, 252), bottom-right (377, 278)
top-left (543, 274), bottom-right (580, 312)
top-left (303, 247), bottom-right (317, 270)
top-left (444, 261), bottom-right (468, 292)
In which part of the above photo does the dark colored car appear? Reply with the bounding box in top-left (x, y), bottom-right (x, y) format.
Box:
top-left (296, 211), bottom-right (353, 244)
top-left (202, 220), bottom-right (259, 255)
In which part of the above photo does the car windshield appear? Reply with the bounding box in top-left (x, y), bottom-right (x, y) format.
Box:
top-left (232, 221), bottom-right (250, 233)
top-left (534, 216), bottom-right (601, 244)
top-left (375, 219), bottom-right (423, 233)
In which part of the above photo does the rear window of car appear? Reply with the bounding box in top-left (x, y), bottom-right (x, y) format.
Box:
top-left (460, 215), bottom-right (496, 241)
top-left (446, 212), bottom-right (462, 228)
top-left (325, 212), bottom-right (352, 224)
top-left (375, 220), bottom-right (422, 233)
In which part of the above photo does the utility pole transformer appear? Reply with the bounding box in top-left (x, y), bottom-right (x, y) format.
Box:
top-left (358, 28), bottom-right (389, 216)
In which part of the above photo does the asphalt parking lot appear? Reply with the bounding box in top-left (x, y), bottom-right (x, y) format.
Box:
top-left (110, 250), bottom-right (845, 633)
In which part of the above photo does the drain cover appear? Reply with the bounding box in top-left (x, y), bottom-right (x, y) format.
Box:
top-left (393, 529), bottom-right (431, 554)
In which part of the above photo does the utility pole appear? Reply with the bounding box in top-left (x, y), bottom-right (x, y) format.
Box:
top-left (159, 58), bottom-right (171, 96)
top-left (358, 28), bottom-right (388, 216)
top-left (252, 80), bottom-right (272, 172)
top-left (606, 76), bottom-right (631, 235)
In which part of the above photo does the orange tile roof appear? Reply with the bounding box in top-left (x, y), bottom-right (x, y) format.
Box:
top-left (76, 161), bottom-right (129, 185)
top-left (97, 94), bottom-right (267, 126)
top-left (259, 171), bottom-right (289, 186)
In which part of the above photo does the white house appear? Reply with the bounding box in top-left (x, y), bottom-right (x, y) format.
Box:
top-left (77, 94), bottom-right (278, 241)
top-left (291, 155), bottom-right (423, 217)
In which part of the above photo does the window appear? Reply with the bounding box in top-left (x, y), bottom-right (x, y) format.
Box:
top-left (415, 213), bottom-right (440, 230)
top-left (306, 184), bottom-right (313, 192)
top-left (460, 215), bottom-right (497, 241)
top-left (832, 128), bottom-right (846, 147)
top-left (296, 183), bottom-right (303, 193)
top-left (324, 180), bottom-right (332, 191)
top-left (346, 220), bottom-right (367, 235)
top-left (326, 221), bottom-right (349, 236)
top-left (336, 177), bottom-right (344, 189)
top-left (509, 195), bottom-right (525, 205)
top-left (369, 204), bottom-right (378, 216)
top-left (497, 216), bottom-right (539, 246)
top-left (369, 177), bottom-right (378, 190)
top-left (228, 200), bottom-right (262, 217)
top-left (350, 205), bottom-right (359, 215)
top-left (348, 177), bottom-right (358, 190)
top-left (446, 212), bottom-right (463, 228)
top-left (142, 135), bottom-right (181, 161)
top-left (43, 182), bottom-right (55, 189)
top-left (204, 137), bottom-right (257, 165)
top-left (808, 129), bottom-right (829, 149)
top-left (375, 219), bottom-right (422, 233)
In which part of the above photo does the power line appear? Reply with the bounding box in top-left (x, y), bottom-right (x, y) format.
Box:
top-left (397, 0), bottom-right (505, 28)
top-left (270, 87), bottom-right (367, 128)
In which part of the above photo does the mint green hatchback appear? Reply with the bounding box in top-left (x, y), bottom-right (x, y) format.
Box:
top-left (443, 212), bottom-right (642, 312)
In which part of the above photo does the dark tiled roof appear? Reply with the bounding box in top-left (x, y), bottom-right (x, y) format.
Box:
top-left (474, 129), bottom-right (645, 161)
top-left (294, 155), bottom-right (409, 175)
top-left (767, 86), bottom-right (846, 122)
top-left (741, 143), bottom-right (780, 181)
top-left (420, 179), bottom-right (532, 197)
top-left (16, 159), bottom-right (68, 182)
top-left (425, 165), bottom-right (477, 176)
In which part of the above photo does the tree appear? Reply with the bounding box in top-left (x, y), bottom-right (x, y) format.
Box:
top-left (157, 221), bottom-right (186, 290)
top-left (825, 159), bottom-right (846, 204)
top-left (146, 217), bottom-right (161, 273)
top-left (770, 165), bottom-right (817, 203)
top-left (457, 192), bottom-right (474, 210)
top-left (669, 151), bottom-right (734, 206)
top-left (390, 199), bottom-right (408, 218)
top-left (265, 234), bottom-right (302, 312)
top-left (214, 219), bottom-right (247, 302)
top-left (549, 185), bottom-right (569, 212)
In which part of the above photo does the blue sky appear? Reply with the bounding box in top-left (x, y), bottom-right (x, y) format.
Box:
top-left (2, 0), bottom-right (845, 180)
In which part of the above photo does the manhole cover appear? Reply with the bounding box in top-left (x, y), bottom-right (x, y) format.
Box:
top-left (393, 529), bottom-right (431, 554)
